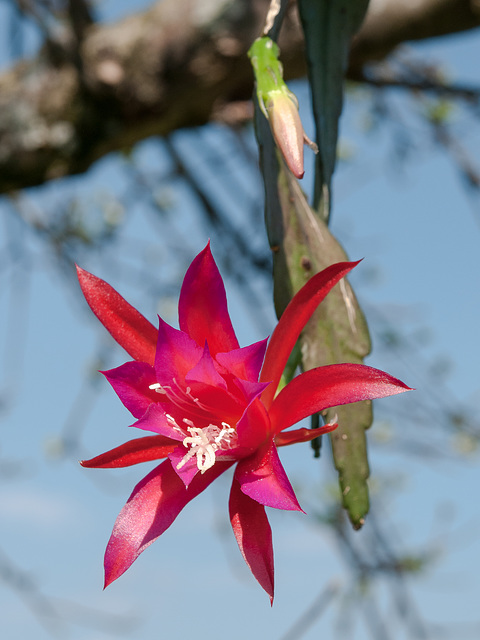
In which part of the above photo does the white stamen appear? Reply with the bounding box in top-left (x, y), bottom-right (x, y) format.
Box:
top-left (214, 422), bottom-right (236, 449)
top-left (185, 386), bottom-right (209, 410)
top-left (149, 378), bottom-right (211, 417)
top-left (165, 413), bottom-right (183, 434)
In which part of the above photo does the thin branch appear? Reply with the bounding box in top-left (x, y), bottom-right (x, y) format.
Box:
top-left (355, 70), bottom-right (480, 104)
top-left (279, 581), bottom-right (341, 640)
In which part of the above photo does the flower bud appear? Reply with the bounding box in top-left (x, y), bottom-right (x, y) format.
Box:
top-left (266, 89), bottom-right (305, 179)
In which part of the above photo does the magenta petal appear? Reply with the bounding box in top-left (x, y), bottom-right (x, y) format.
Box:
top-left (103, 362), bottom-right (158, 419)
top-left (168, 446), bottom-right (199, 487)
top-left (154, 317), bottom-right (203, 385)
top-left (233, 378), bottom-right (271, 404)
top-left (270, 363), bottom-right (412, 434)
top-left (178, 243), bottom-right (239, 355)
top-left (185, 343), bottom-right (227, 390)
top-left (275, 422), bottom-right (338, 448)
top-left (104, 459), bottom-right (233, 587)
top-left (260, 261), bottom-right (360, 407)
top-left (133, 404), bottom-right (185, 440)
top-left (76, 266), bottom-right (158, 365)
top-left (80, 436), bottom-right (177, 468)
top-left (236, 443), bottom-right (303, 512)
top-left (216, 338), bottom-right (268, 382)
top-left (229, 478), bottom-right (274, 603)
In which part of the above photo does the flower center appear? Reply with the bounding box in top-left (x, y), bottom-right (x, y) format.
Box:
top-left (149, 382), bottom-right (237, 473)
top-left (176, 420), bottom-right (237, 473)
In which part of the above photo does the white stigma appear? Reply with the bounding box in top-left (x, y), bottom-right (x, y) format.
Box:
top-left (176, 422), bottom-right (237, 474)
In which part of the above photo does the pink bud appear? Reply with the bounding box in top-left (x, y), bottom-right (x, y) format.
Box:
top-left (266, 91), bottom-right (305, 179)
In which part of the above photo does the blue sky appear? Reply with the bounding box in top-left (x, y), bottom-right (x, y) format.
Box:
top-left (1, 7), bottom-right (480, 640)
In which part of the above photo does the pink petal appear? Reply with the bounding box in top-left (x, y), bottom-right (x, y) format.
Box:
top-left (185, 345), bottom-right (245, 420)
top-left (260, 261), bottom-right (360, 408)
top-left (270, 363), bottom-right (411, 434)
top-left (168, 446), bottom-right (199, 487)
top-left (185, 343), bottom-right (227, 390)
top-left (76, 266), bottom-right (157, 365)
top-left (104, 459), bottom-right (233, 587)
top-left (215, 338), bottom-right (268, 382)
top-left (154, 317), bottom-right (203, 385)
top-left (80, 435), bottom-right (177, 468)
top-left (229, 478), bottom-right (274, 603)
top-left (133, 403), bottom-right (186, 440)
top-left (103, 362), bottom-right (158, 418)
top-left (178, 243), bottom-right (239, 355)
top-left (236, 443), bottom-right (303, 512)
top-left (275, 422), bottom-right (338, 447)
top-left (233, 378), bottom-right (271, 404)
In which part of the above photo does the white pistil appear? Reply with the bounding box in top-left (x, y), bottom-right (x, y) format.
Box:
top-left (177, 427), bottom-right (217, 473)
top-left (176, 421), bottom-right (237, 474)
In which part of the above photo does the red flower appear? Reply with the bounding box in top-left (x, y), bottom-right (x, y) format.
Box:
top-left (78, 244), bottom-right (410, 602)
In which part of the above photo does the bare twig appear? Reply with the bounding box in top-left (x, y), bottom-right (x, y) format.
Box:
top-left (279, 581), bottom-right (341, 640)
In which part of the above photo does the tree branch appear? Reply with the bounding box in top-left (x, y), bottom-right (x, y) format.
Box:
top-left (1, 0), bottom-right (479, 193)
top-left (349, 0), bottom-right (480, 74)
